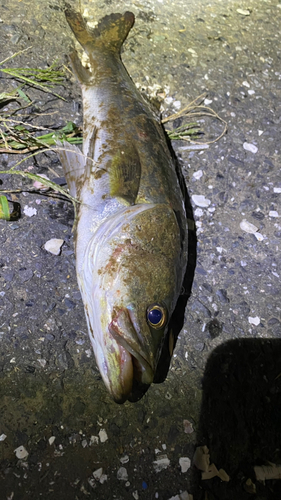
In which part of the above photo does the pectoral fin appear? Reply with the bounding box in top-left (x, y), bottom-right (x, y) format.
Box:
top-left (56, 141), bottom-right (86, 198)
top-left (109, 146), bottom-right (141, 205)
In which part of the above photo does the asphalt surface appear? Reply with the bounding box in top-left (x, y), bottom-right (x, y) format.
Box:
top-left (0, 0), bottom-right (281, 499)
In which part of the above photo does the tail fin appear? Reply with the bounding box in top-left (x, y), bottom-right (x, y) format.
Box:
top-left (65, 7), bottom-right (135, 55)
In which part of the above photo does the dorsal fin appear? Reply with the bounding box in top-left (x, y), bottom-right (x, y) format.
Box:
top-left (64, 7), bottom-right (135, 55)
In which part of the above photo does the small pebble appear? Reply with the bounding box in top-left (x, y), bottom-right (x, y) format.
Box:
top-left (48, 436), bottom-right (56, 445)
top-left (120, 455), bottom-right (129, 464)
top-left (0, 433), bottom-right (7, 441)
top-left (193, 169), bottom-right (203, 180)
top-left (192, 195), bottom-right (211, 208)
top-left (243, 142), bottom-right (258, 153)
top-left (179, 457), bottom-right (191, 473)
top-left (269, 211), bottom-right (279, 218)
top-left (44, 238), bottom-right (64, 256)
top-left (240, 219), bottom-right (258, 234)
top-left (273, 187), bottom-right (281, 193)
top-left (98, 429), bottom-right (108, 443)
top-left (248, 316), bottom-right (260, 326)
top-left (14, 445), bottom-right (29, 459)
top-left (117, 467), bottom-right (128, 481)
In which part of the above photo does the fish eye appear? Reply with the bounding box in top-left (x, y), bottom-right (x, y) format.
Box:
top-left (146, 304), bottom-right (167, 329)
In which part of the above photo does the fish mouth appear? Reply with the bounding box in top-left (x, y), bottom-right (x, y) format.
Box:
top-left (108, 307), bottom-right (155, 403)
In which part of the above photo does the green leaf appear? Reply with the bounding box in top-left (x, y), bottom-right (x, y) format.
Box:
top-left (0, 195), bottom-right (11, 220)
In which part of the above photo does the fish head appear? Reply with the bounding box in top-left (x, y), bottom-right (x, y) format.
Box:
top-left (81, 203), bottom-right (187, 403)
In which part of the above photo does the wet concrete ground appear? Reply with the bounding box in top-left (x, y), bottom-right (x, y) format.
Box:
top-left (0, 0), bottom-right (281, 498)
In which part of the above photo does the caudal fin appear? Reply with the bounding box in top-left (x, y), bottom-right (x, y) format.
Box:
top-left (65, 6), bottom-right (135, 55)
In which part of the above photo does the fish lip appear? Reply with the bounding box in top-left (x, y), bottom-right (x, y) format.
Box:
top-left (108, 308), bottom-right (155, 386)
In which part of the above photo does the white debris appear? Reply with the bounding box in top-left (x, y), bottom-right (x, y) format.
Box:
top-left (269, 211), bottom-right (279, 218)
top-left (240, 219), bottom-right (258, 234)
top-left (89, 435), bottom-right (99, 445)
top-left (37, 358), bottom-right (47, 368)
top-left (81, 439), bottom-right (87, 448)
top-left (98, 429), bottom-right (108, 443)
top-left (248, 316), bottom-right (260, 326)
top-left (48, 436), bottom-right (56, 445)
top-left (179, 457), bottom-right (191, 473)
top-left (258, 130), bottom-right (264, 136)
top-left (204, 98), bottom-right (213, 105)
top-left (0, 433), bottom-right (7, 441)
top-left (14, 445), bottom-right (29, 459)
top-left (153, 454), bottom-right (170, 472)
top-left (237, 8), bottom-right (250, 15)
top-left (168, 492), bottom-right (191, 500)
top-left (187, 48), bottom-right (198, 57)
top-left (248, 90), bottom-right (255, 95)
top-left (193, 169), bottom-right (203, 180)
top-left (23, 205), bottom-right (37, 217)
top-left (120, 455), bottom-right (129, 464)
top-left (254, 232), bottom-right (264, 241)
top-left (117, 467), bottom-right (128, 481)
top-left (242, 81), bottom-right (250, 88)
top-left (173, 100), bottom-right (181, 110)
top-left (192, 195), bottom-right (211, 208)
top-left (132, 491), bottom-right (139, 500)
top-left (243, 142), bottom-right (258, 153)
top-left (44, 238), bottom-right (64, 256)
top-left (93, 468), bottom-right (103, 480)
top-left (194, 208), bottom-right (204, 217)
top-left (179, 144), bottom-right (209, 151)
top-left (274, 187), bottom-right (281, 193)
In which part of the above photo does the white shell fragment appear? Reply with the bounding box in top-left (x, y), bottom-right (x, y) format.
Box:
top-left (0, 433), bottom-right (7, 441)
top-left (243, 142), bottom-right (258, 153)
top-left (179, 457), bottom-right (191, 473)
top-left (48, 436), bottom-right (56, 445)
top-left (254, 232), bottom-right (264, 241)
top-left (14, 445), bottom-right (29, 459)
top-left (248, 316), bottom-right (260, 326)
top-left (44, 238), bottom-right (64, 256)
top-left (240, 220), bottom-right (258, 234)
top-left (269, 211), bottom-right (279, 218)
top-left (273, 187), bottom-right (281, 193)
top-left (23, 205), bottom-right (37, 217)
top-left (153, 454), bottom-right (170, 472)
top-left (98, 428), bottom-right (108, 443)
top-left (237, 8), bottom-right (250, 15)
top-left (192, 195), bottom-right (211, 208)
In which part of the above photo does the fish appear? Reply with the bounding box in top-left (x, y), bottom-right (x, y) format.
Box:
top-left (57, 7), bottom-right (188, 403)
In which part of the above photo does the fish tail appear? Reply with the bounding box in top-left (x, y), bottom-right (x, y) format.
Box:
top-left (65, 7), bottom-right (135, 56)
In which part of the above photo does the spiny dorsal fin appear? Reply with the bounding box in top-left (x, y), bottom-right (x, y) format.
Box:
top-left (65, 7), bottom-right (135, 55)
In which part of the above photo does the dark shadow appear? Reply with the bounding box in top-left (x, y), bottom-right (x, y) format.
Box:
top-left (153, 133), bottom-right (197, 384)
top-left (192, 338), bottom-right (281, 500)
